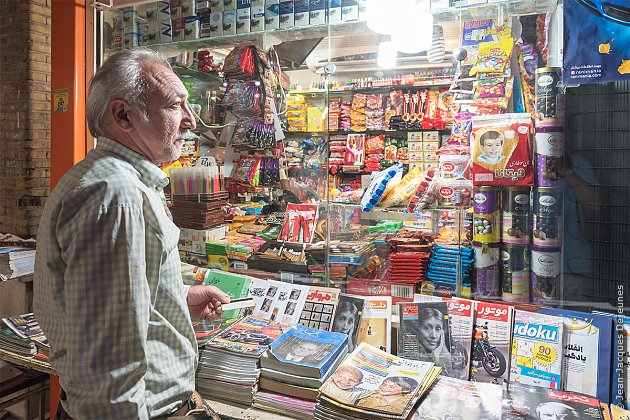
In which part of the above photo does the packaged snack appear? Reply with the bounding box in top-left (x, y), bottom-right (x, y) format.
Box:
top-left (379, 167), bottom-right (423, 208)
top-left (361, 163), bottom-right (404, 212)
top-left (406, 167), bottom-right (438, 212)
top-left (470, 38), bottom-right (514, 76)
top-left (344, 134), bottom-right (365, 166)
top-left (471, 113), bottom-right (533, 186)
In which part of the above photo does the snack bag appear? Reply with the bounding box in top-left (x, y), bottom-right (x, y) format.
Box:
top-left (379, 167), bottom-right (423, 208)
top-left (469, 38), bottom-right (514, 76)
top-left (471, 113), bottom-right (533, 186)
top-left (361, 163), bottom-right (404, 212)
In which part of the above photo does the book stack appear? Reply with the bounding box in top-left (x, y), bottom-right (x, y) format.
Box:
top-left (315, 343), bottom-right (441, 420)
top-left (2, 313), bottom-right (49, 356)
top-left (196, 316), bottom-right (284, 406)
top-left (255, 325), bottom-right (348, 418)
top-left (0, 328), bottom-right (36, 356)
top-left (170, 193), bottom-right (228, 230)
top-left (0, 234), bottom-right (36, 281)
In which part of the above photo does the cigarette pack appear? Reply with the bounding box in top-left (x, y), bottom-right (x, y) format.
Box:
top-left (265, 0), bottom-right (280, 29)
top-left (279, 0), bottom-right (294, 29)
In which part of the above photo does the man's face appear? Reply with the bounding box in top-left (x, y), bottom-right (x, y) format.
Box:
top-left (481, 138), bottom-right (502, 158)
top-left (379, 380), bottom-right (404, 396)
top-left (292, 341), bottom-right (319, 357)
top-left (419, 317), bottom-right (443, 351)
top-left (333, 370), bottom-right (361, 390)
top-left (538, 404), bottom-right (575, 420)
top-left (131, 63), bottom-right (196, 164)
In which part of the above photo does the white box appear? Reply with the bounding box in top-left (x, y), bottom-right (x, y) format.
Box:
top-left (122, 7), bottom-right (138, 27)
top-left (327, 0), bottom-right (341, 22)
top-left (138, 3), bottom-right (159, 21)
top-left (223, 0), bottom-right (236, 8)
top-left (341, 0), bottom-right (358, 21)
top-left (223, 9), bottom-right (236, 34)
top-left (123, 31), bottom-right (139, 49)
top-left (171, 17), bottom-right (185, 40)
top-left (236, 0), bottom-right (251, 33)
top-left (308, 0), bottom-right (326, 25)
top-left (143, 20), bottom-right (171, 44)
top-left (209, 0), bottom-right (224, 10)
top-left (357, 0), bottom-right (367, 17)
top-left (279, 0), bottom-right (294, 28)
top-left (294, 0), bottom-right (309, 26)
top-left (201, 11), bottom-right (223, 36)
top-left (251, 0), bottom-right (265, 5)
top-left (184, 15), bottom-right (200, 39)
top-left (250, 5), bottom-right (265, 31)
top-left (265, 0), bottom-right (279, 29)
top-left (157, 1), bottom-right (171, 20)
top-left (181, 0), bottom-right (196, 16)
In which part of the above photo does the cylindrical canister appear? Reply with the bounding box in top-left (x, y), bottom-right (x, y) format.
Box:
top-left (535, 67), bottom-right (564, 126)
top-left (535, 128), bottom-right (565, 187)
top-left (533, 214), bottom-right (563, 248)
top-left (534, 187), bottom-right (563, 216)
top-left (502, 187), bottom-right (531, 245)
top-left (473, 187), bottom-right (500, 243)
top-left (501, 244), bottom-right (530, 273)
top-left (473, 242), bottom-right (501, 299)
top-left (531, 246), bottom-right (561, 305)
top-left (502, 270), bottom-right (531, 303)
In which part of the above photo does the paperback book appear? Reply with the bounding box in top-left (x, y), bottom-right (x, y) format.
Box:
top-left (253, 390), bottom-right (317, 420)
top-left (503, 382), bottom-right (605, 420)
top-left (299, 286), bottom-right (341, 331)
top-left (205, 315), bottom-right (285, 357)
top-left (331, 294), bottom-right (365, 353)
top-left (263, 323), bottom-right (348, 378)
top-left (470, 301), bottom-right (513, 384)
top-left (249, 278), bottom-right (310, 326)
top-left (199, 269), bottom-right (252, 319)
top-left (612, 404), bottom-right (630, 420)
top-left (510, 310), bottom-right (564, 389)
top-left (356, 295), bottom-right (392, 353)
top-left (594, 311), bottom-right (630, 410)
top-left (541, 308), bottom-right (614, 403)
top-left (192, 316), bottom-right (242, 347)
top-left (411, 376), bottom-right (502, 420)
top-left (398, 302), bottom-right (453, 375)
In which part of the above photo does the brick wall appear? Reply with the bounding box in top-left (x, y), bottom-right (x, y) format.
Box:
top-left (0, 0), bottom-right (51, 238)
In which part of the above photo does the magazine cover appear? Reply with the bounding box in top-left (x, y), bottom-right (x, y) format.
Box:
top-left (269, 324), bottom-right (348, 373)
top-left (399, 302), bottom-right (453, 375)
top-left (411, 376), bottom-right (502, 420)
top-left (319, 342), bottom-right (436, 417)
top-left (541, 308), bottom-right (614, 403)
top-left (2, 312), bottom-right (49, 349)
top-left (594, 311), bottom-right (630, 409)
top-left (503, 382), bottom-right (605, 420)
top-left (612, 404), bottom-right (630, 420)
top-left (510, 310), bottom-right (564, 389)
top-left (201, 269), bottom-right (252, 319)
top-left (470, 301), bottom-right (513, 384)
top-left (249, 278), bottom-right (310, 326)
top-left (356, 295), bottom-right (392, 353)
top-left (279, 203), bottom-right (319, 243)
top-left (331, 294), bottom-right (365, 353)
top-left (344, 133), bottom-right (365, 166)
top-left (415, 295), bottom-right (475, 380)
top-left (207, 315), bottom-right (284, 357)
top-left (192, 316), bottom-right (242, 347)
top-left (299, 286), bottom-right (341, 331)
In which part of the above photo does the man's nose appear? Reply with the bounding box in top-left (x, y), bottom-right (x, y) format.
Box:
top-left (182, 103), bottom-right (197, 130)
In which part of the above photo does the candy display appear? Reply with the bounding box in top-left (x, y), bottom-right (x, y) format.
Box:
top-left (530, 245), bottom-right (561, 304)
top-left (473, 187), bottom-right (500, 243)
top-left (535, 128), bottom-right (565, 186)
top-left (502, 187), bottom-right (531, 245)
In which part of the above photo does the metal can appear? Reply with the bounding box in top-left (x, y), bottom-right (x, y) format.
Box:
top-left (473, 187), bottom-right (500, 243)
top-left (536, 128), bottom-right (565, 187)
top-left (502, 270), bottom-right (531, 303)
top-left (502, 212), bottom-right (530, 245)
top-left (531, 246), bottom-right (561, 305)
top-left (535, 67), bottom-right (563, 121)
top-left (501, 244), bottom-right (530, 273)
top-left (534, 187), bottom-right (563, 216)
top-left (502, 187), bottom-right (531, 214)
top-left (473, 242), bottom-right (501, 299)
top-left (533, 214), bottom-right (563, 248)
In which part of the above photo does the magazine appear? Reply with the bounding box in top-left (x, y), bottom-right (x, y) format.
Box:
top-left (265, 324), bottom-right (348, 378)
top-left (612, 404), bottom-right (630, 420)
top-left (2, 312), bottom-right (49, 349)
top-left (206, 315), bottom-right (284, 357)
top-left (319, 342), bottom-right (438, 418)
top-left (356, 295), bottom-right (392, 353)
top-left (248, 278), bottom-right (310, 326)
top-left (541, 308), bottom-right (614, 403)
top-left (398, 302), bottom-right (453, 375)
top-left (411, 376), bottom-right (502, 420)
top-left (198, 269), bottom-right (252, 319)
top-left (299, 286), bottom-right (341, 331)
top-left (503, 382), bottom-right (605, 420)
top-left (510, 310), bottom-right (564, 389)
top-left (594, 312), bottom-right (630, 409)
top-left (331, 294), bottom-right (365, 353)
top-left (415, 295), bottom-right (474, 380)
top-left (470, 301), bottom-right (513, 384)
top-left (192, 316), bottom-right (242, 347)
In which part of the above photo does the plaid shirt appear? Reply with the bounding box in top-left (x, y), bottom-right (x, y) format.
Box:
top-left (34, 137), bottom-right (197, 419)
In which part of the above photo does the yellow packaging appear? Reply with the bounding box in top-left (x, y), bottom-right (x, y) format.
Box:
top-left (307, 107), bottom-right (324, 132)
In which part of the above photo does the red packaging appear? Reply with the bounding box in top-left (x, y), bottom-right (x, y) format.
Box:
top-left (346, 279), bottom-right (414, 307)
top-left (471, 113), bottom-right (533, 186)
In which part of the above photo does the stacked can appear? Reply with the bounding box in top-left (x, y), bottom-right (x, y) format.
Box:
top-left (500, 187), bottom-right (531, 302)
top-left (473, 187), bottom-right (501, 298)
top-left (533, 67), bottom-right (564, 306)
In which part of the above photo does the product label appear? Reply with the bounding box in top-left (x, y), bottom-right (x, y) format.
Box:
top-left (531, 250), bottom-right (561, 276)
top-left (535, 131), bottom-right (565, 157)
top-left (513, 322), bottom-right (559, 342)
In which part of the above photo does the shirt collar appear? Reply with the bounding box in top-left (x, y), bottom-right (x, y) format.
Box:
top-left (96, 137), bottom-right (170, 190)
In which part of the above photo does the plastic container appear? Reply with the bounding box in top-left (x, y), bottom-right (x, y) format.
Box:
top-left (438, 154), bottom-right (471, 179)
top-left (437, 179), bottom-right (472, 207)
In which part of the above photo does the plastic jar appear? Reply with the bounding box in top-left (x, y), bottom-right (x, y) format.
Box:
top-left (439, 154), bottom-right (471, 179)
top-left (437, 179), bottom-right (473, 207)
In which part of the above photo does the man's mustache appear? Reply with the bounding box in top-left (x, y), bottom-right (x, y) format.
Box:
top-left (175, 131), bottom-right (197, 141)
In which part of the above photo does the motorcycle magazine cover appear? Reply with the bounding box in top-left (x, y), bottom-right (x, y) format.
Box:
top-left (470, 301), bottom-right (514, 384)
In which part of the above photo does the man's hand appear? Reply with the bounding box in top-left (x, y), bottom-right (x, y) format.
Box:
top-left (187, 285), bottom-right (230, 321)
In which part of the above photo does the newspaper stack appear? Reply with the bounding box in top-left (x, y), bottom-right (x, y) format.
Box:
top-left (196, 316), bottom-right (284, 406)
top-left (315, 343), bottom-right (441, 420)
top-left (0, 233), bottom-right (36, 281)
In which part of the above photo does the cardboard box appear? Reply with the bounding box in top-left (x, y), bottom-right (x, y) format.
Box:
top-left (157, 1), bottom-right (171, 20)
top-left (171, 18), bottom-right (185, 41)
top-left (250, 5), bottom-right (265, 31)
top-left (294, 0), bottom-right (309, 26)
top-left (184, 15), bottom-right (200, 39)
top-left (143, 19), bottom-right (172, 44)
top-left (201, 11), bottom-right (223, 37)
top-left (223, 0), bottom-right (236, 8)
top-left (122, 7), bottom-right (138, 27)
top-left (138, 3), bottom-right (159, 21)
top-left (279, 0), bottom-right (294, 28)
top-left (236, 0), bottom-right (251, 33)
top-left (341, 0), bottom-right (358, 21)
top-left (223, 8), bottom-right (236, 34)
top-left (265, 0), bottom-right (280, 29)
top-left (327, 0), bottom-right (341, 22)
top-left (408, 132), bottom-right (423, 141)
top-left (209, 0), bottom-right (224, 10)
top-left (424, 151), bottom-right (439, 162)
top-left (309, 0), bottom-right (326, 25)
top-left (181, 0), bottom-right (196, 16)
top-left (170, 0), bottom-right (183, 18)
top-left (423, 141), bottom-right (439, 151)
top-left (423, 131), bottom-right (439, 142)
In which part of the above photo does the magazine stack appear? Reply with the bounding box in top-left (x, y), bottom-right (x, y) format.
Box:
top-left (0, 233), bottom-right (36, 281)
top-left (0, 327), bottom-right (36, 356)
top-left (254, 324), bottom-right (348, 419)
top-left (196, 315), bottom-right (284, 405)
top-left (2, 312), bottom-right (49, 356)
top-left (315, 343), bottom-right (441, 420)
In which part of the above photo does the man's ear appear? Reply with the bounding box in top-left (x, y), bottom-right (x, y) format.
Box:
top-left (108, 99), bottom-right (135, 132)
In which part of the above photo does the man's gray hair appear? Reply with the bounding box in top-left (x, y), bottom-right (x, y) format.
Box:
top-left (86, 48), bottom-right (171, 137)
